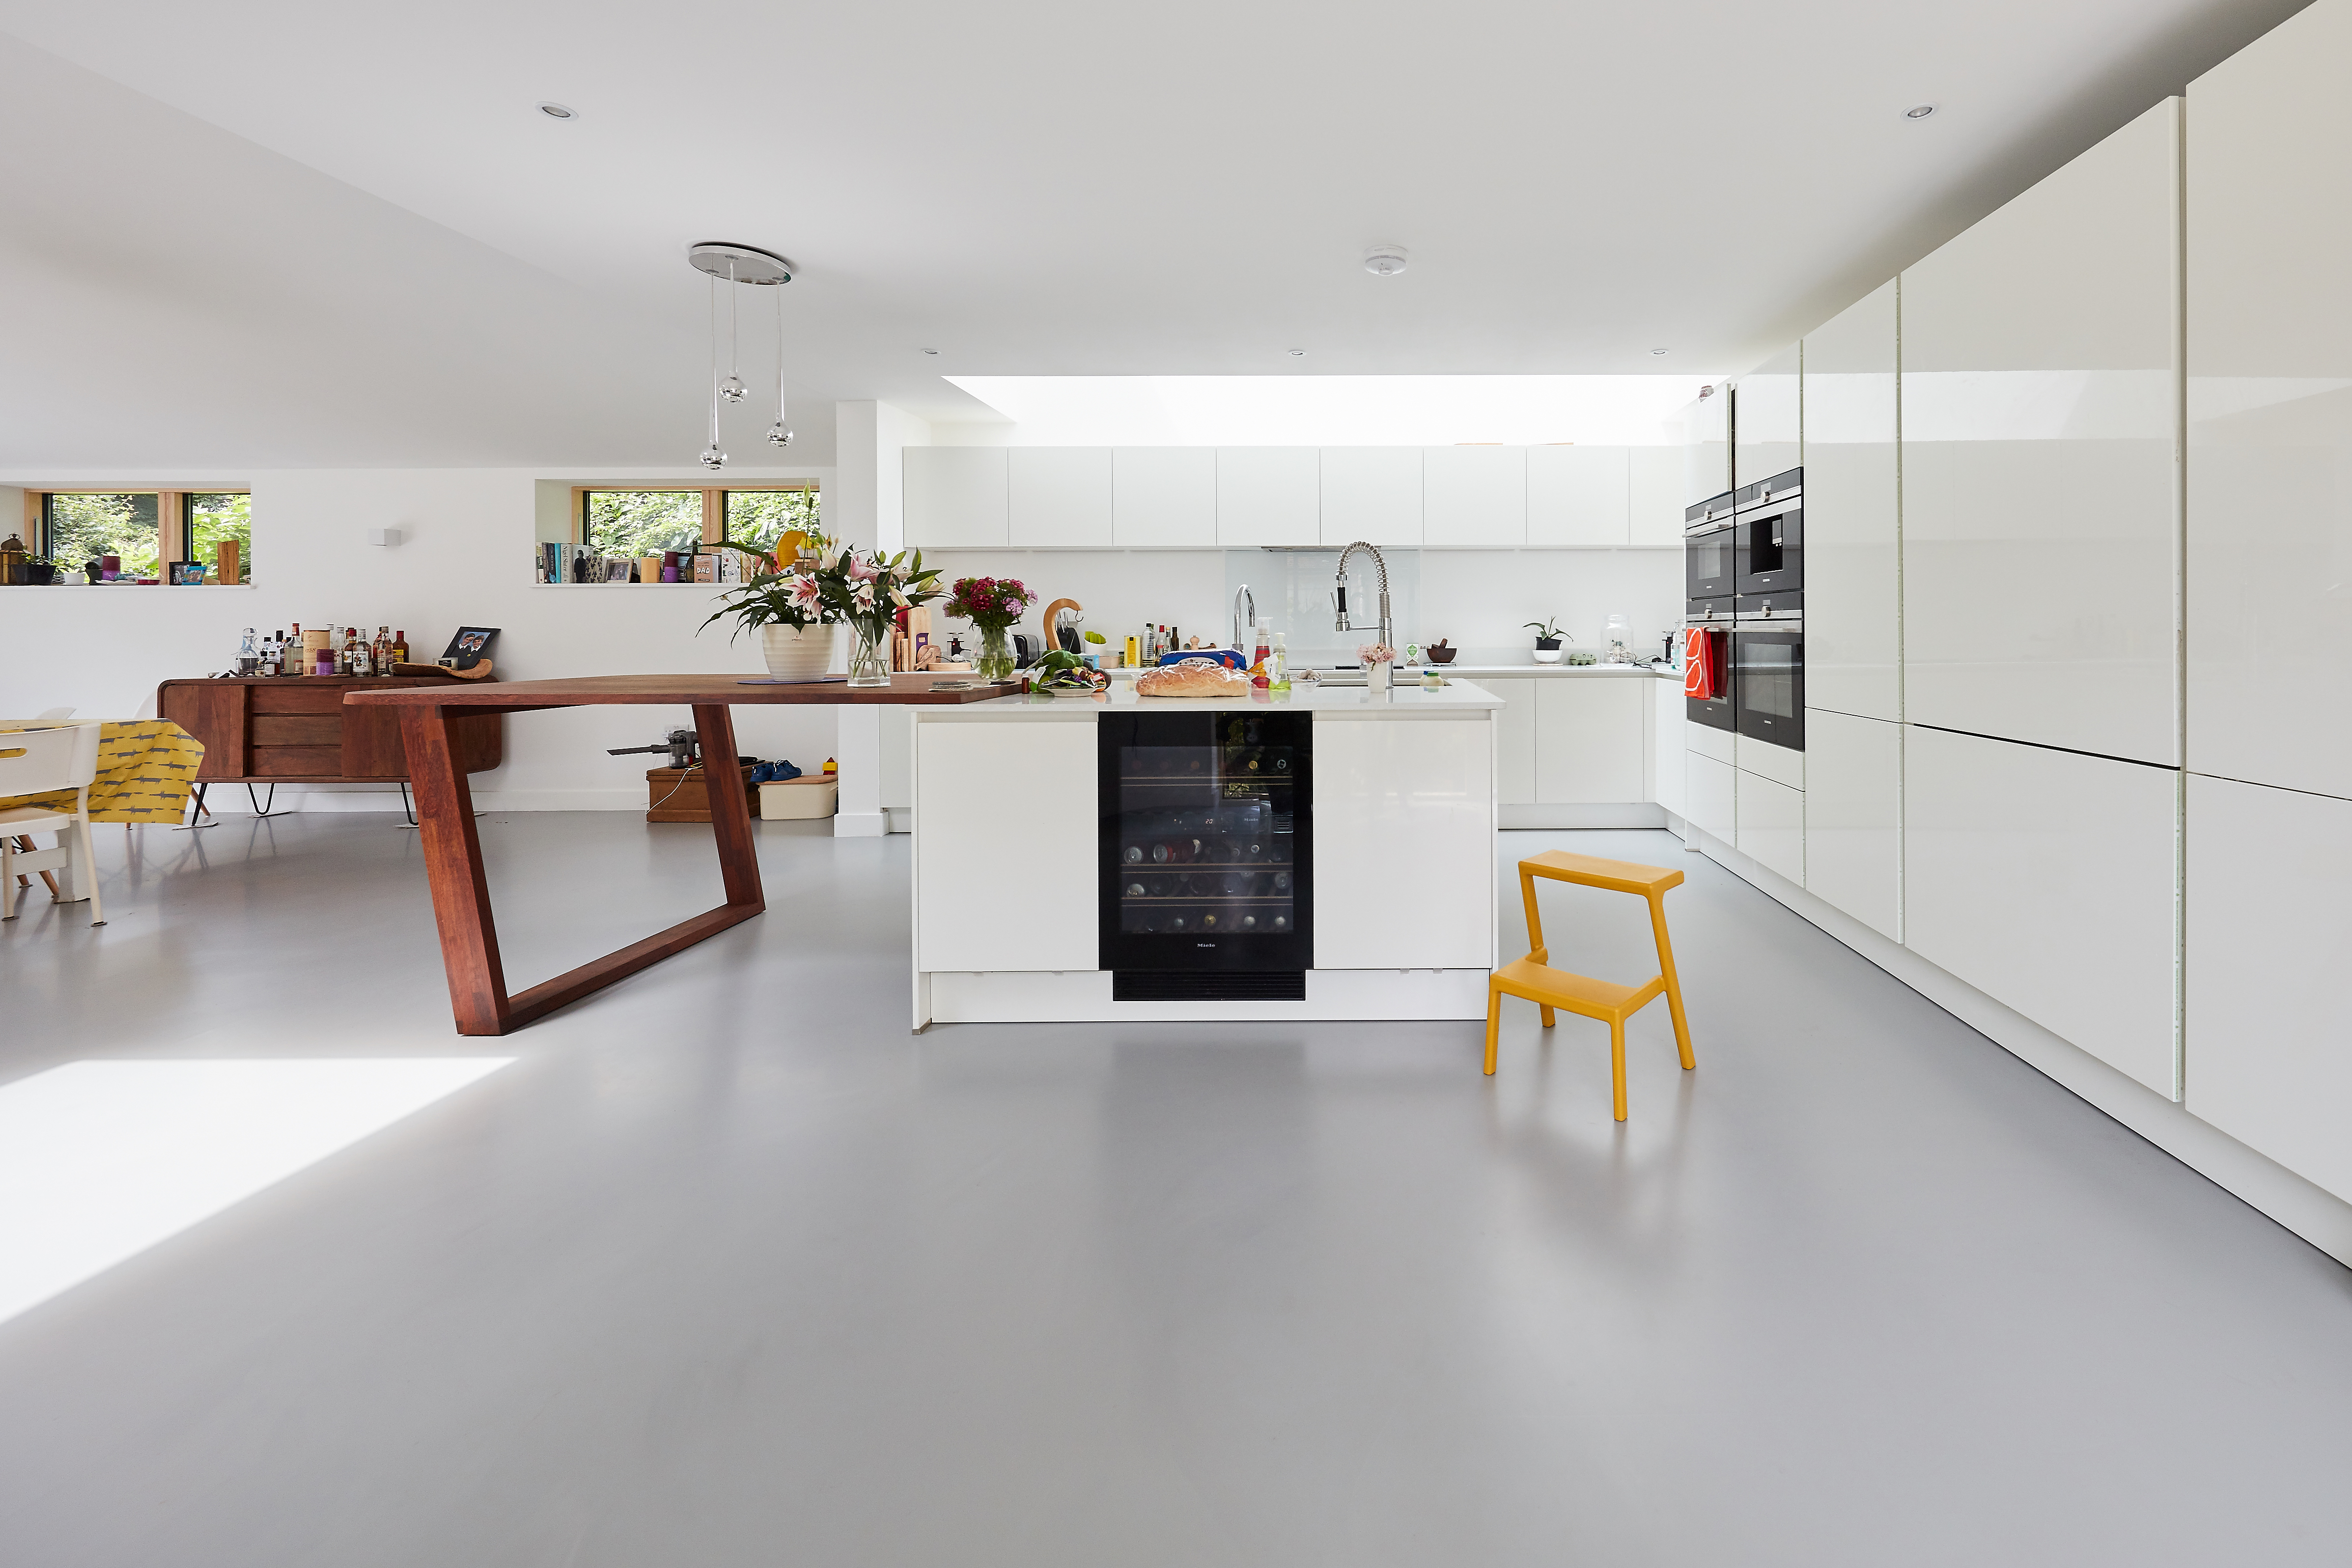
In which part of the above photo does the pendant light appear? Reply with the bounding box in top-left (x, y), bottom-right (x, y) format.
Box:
top-left (686, 242), bottom-right (794, 468)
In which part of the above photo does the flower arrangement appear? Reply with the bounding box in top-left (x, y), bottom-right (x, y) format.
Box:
top-left (700, 538), bottom-right (942, 686)
top-left (945, 575), bottom-right (1036, 681)
top-left (1357, 642), bottom-right (1398, 665)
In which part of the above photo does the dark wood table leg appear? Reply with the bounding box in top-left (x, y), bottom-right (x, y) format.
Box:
top-left (692, 702), bottom-right (766, 915)
top-left (402, 704), bottom-right (512, 1035)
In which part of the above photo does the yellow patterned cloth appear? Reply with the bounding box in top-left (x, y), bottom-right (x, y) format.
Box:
top-left (0, 721), bottom-right (206, 823)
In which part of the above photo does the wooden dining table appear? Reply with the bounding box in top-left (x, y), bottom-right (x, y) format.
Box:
top-left (343, 675), bottom-right (1007, 1036)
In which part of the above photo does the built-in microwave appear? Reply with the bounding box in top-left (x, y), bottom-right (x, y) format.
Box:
top-left (1685, 493), bottom-right (1737, 598)
top-left (1735, 468), bottom-right (1802, 596)
top-left (1685, 596), bottom-right (1736, 732)
top-left (1732, 596), bottom-right (1803, 751)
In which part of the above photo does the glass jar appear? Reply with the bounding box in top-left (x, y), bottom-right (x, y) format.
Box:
top-left (1604, 614), bottom-right (1632, 665)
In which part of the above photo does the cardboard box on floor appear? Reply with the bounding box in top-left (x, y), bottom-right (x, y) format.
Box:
top-left (759, 778), bottom-right (837, 820)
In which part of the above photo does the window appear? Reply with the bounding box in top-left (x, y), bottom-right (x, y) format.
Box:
top-left (34, 490), bottom-right (252, 583)
top-left (571, 484), bottom-right (821, 574)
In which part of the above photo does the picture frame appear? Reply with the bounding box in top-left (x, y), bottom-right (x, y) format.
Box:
top-left (440, 626), bottom-right (500, 670)
top-left (168, 560), bottom-right (207, 586)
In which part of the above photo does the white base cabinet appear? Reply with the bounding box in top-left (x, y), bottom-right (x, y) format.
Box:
top-left (914, 722), bottom-right (1096, 972)
top-left (1534, 677), bottom-right (1646, 803)
top-left (1903, 727), bottom-right (2178, 1097)
top-left (1651, 677), bottom-right (1685, 818)
top-left (1313, 717), bottom-right (1494, 970)
top-left (1802, 709), bottom-right (1901, 940)
top-left (1684, 752), bottom-right (1736, 841)
top-left (2184, 774), bottom-right (2352, 1202)
top-left (1736, 771), bottom-right (1804, 884)
top-left (1484, 678), bottom-right (1537, 804)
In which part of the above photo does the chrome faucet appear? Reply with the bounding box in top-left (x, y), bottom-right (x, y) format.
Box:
top-left (1333, 541), bottom-right (1392, 653)
top-left (1233, 583), bottom-right (1255, 654)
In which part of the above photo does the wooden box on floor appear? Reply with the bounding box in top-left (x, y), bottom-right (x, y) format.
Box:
top-left (646, 763), bottom-right (757, 823)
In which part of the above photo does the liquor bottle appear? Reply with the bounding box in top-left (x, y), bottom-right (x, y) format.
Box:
top-left (261, 633), bottom-right (280, 678)
top-left (373, 626), bottom-right (393, 676)
top-left (237, 628), bottom-right (258, 676)
top-left (346, 627), bottom-right (369, 678)
top-left (392, 628), bottom-right (409, 667)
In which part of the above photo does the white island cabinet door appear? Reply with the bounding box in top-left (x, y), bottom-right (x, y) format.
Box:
top-left (2186, 1), bottom-right (2352, 799)
top-left (914, 720), bottom-right (1097, 973)
top-left (1319, 447), bottom-right (1422, 547)
top-left (1483, 679), bottom-right (1536, 805)
top-left (1802, 278), bottom-right (1901, 723)
top-left (1008, 448), bottom-right (1112, 547)
top-left (1900, 98), bottom-right (2182, 767)
top-left (1314, 718), bottom-right (1493, 970)
top-left (1534, 678), bottom-right (1645, 803)
top-left (1113, 448), bottom-right (1217, 547)
top-left (1217, 448), bottom-right (1320, 546)
top-left (2185, 775), bottom-right (2352, 1202)
top-left (1526, 446), bottom-right (1628, 547)
top-left (1422, 447), bottom-right (1526, 547)
top-left (1904, 726), bottom-right (2178, 1097)
top-left (1803, 708), bottom-right (1900, 940)
top-left (903, 448), bottom-right (1009, 548)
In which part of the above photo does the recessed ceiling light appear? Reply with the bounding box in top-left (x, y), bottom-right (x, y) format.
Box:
top-left (537, 102), bottom-right (576, 120)
top-left (1363, 246), bottom-right (1409, 278)
top-left (1651, 348), bottom-right (1670, 356)
top-left (1904, 103), bottom-right (1936, 119)
top-left (1288, 349), bottom-right (1306, 357)
top-left (922, 348), bottom-right (939, 356)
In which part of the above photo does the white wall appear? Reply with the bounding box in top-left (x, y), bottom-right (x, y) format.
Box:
top-left (833, 399), bottom-right (931, 556)
top-left (0, 465), bottom-right (838, 811)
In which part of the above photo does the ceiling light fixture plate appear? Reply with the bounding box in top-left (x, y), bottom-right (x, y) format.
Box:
top-left (538, 102), bottom-right (576, 119)
top-left (1904, 103), bottom-right (1937, 119)
top-left (688, 242), bottom-right (794, 286)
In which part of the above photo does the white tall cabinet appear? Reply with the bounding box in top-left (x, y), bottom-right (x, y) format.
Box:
top-left (1899, 99), bottom-right (2182, 767)
top-left (2180, 0), bottom-right (2352, 1204)
top-left (1679, 385), bottom-right (1732, 506)
top-left (1801, 279), bottom-right (1900, 723)
top-left (1733, 344), bottom-right (1801, 490)
top-left (1802, 709), bottom-right (1900, 940)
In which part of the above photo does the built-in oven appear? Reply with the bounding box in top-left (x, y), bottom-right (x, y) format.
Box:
top-left (1732, 597), bottom-right (1803, 751)
top-left (1684, 596), bottom-right (1736, 732)
top-left (1735, 467), bottom-right (1802, 596)
top-left (1098, 709), bottom-right (1312, 999)
top-left (1685, 492), bottom-right (1737, 598)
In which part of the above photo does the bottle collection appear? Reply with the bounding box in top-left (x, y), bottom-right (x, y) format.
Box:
top-left (234, 624), bottom-right (411, 678)
top-left (1114, 743), bottom-right (1296, 935)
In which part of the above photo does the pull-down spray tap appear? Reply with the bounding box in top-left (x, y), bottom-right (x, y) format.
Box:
top-left (1333, 541), bottom-right (1392, 654)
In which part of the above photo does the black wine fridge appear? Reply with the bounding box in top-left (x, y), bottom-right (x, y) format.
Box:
top-left (1098, 710), bottom-right (1312, 1000)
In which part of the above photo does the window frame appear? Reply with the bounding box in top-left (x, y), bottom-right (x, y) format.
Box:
top-left (27, 487), bottom-right (252, 584)
top-left (572, 483), bottom-right (820, 552)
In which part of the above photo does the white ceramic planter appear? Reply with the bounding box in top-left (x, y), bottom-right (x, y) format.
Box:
top-left (1366, 661), bottom-right (1392, 695)
top-left (760, 623), bottom-right (834, 681)
top-left (1531, 647), bottom-right (1564, 665)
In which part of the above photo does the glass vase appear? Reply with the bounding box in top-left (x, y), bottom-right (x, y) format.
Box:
top-left (846, 621), bottom-right (892, 687)
top-left (977, 624), bottom-right (1015, 682)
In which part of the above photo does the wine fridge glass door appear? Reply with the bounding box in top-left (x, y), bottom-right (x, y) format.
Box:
top-left (1098, 710), bottom-right (1313, 974)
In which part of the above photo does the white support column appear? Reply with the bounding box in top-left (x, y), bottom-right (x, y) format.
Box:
top-left (831, 399), bottom-right (928, 837)
top-left (834, 707), bottom-right (886, 837)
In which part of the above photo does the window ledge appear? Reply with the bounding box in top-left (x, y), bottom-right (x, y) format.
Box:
top-left (0, 582), bottom-right (256, 589)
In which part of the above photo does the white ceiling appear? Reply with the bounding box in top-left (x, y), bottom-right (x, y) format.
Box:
top-left (0, 0), bottom-right (2314, 470)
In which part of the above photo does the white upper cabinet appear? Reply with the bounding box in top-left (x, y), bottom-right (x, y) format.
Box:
top-left (1733, 345), bottom-right (1801, 491)
top-left (1526, 446), bottom-right (1629, 547)
top-left (2186, 1), bottom-right (2352, 799)
top-left (1111, 448), bottom-right (1217, 547)
top-left (1422, 447), bottom-right (1527, 547)
top-left (1680, 386), bottom-right (1732, 506)
top-left (903, 447), bottom-right (1009, 548)
top-left (1318, 447), bottom-right (1422, 547)
top-left (1216, 448), bottom-right (1319, 546)
top-left (1627, 447), bottom-right (1685, 547)
top-left (1802, 278), bottom-right (1901, 722)
top-left (1008, 448), bottom-right (1112, 547)
top-left (1904, 726), bottom-right (2178, 1097)
top-left (1900, 99), bottom-right (2182, 766)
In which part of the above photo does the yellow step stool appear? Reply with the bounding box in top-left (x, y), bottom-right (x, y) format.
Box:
top-left (1484, 850), bottom-right (1697, 1120)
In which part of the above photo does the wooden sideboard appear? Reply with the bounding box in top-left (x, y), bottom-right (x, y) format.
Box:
top-left (158, 676), bottom-right (503, 782)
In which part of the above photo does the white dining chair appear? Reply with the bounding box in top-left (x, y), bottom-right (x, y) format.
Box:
top-left (0, 721), bottom-right (105, 925)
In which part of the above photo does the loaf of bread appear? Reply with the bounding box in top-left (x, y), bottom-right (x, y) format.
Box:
top-left (1135, 658), bottom-right (1251, 698)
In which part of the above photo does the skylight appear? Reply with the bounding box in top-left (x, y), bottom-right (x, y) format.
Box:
top-left (942, 375), bottom-right (1723, 447)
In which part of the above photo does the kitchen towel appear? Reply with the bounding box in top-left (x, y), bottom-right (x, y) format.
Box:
top-left (1683, 627), bottom-right (1720, 700)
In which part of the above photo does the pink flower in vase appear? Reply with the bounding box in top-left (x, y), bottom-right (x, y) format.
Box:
top-left (845, 556), bottom-right (879, 582)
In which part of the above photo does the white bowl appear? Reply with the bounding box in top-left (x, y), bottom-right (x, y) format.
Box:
top-left (1531, 648), bottom-right (1563, 664)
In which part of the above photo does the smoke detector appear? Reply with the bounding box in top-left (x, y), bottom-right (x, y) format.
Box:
top-left (1363, 246), bottom-right (1409, 278)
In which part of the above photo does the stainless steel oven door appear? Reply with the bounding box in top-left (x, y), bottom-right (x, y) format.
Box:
top-left (1684, 601), bottom-right (1736, 732)
top-left (1732, 619), bottom-right (1804, 751)
top-left (1685, 518), bottom-right (1736, 598)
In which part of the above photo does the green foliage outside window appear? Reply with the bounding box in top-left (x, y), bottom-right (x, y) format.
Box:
top-left (45, 493), bottom-right (160, 577)
top-left (724, 488), bottom-right (822, 555)
top-left (584, 491), bottom-right (703, 559)
top-left (190, 493), bottom-right (252, 582)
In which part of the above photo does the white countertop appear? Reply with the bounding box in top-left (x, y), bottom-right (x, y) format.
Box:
top-left (1423, 661), bottom-right (1678, 678)
top-left (919, 680), bottom-right (1506, 721)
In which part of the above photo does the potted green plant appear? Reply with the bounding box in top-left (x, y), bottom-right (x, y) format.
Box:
top-left (943, 575), bottom-right (1036, 682)
top-left (25, 555), bottom-right (56, 586)
top-left (1525, 616), bottom-right (1570, 665)
top-left (700, 541), bottom-right (841, 681)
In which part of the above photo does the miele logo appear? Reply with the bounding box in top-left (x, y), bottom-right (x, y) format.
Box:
top-left (1197, 943), bottom-right (1215, 948)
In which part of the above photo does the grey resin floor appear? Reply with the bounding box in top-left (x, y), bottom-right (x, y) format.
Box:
top-left (3, 813), bottom-right (2350, 1568)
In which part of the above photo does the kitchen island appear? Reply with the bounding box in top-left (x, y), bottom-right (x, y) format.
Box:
top-left (910, 679), bottom-right (1504, 1026)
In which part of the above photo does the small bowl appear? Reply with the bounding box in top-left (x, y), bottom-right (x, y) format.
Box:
top-left (1427, 646), bottom-right (1456, 664)
top-left (1531, 648), bottom-right (1563, 665)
